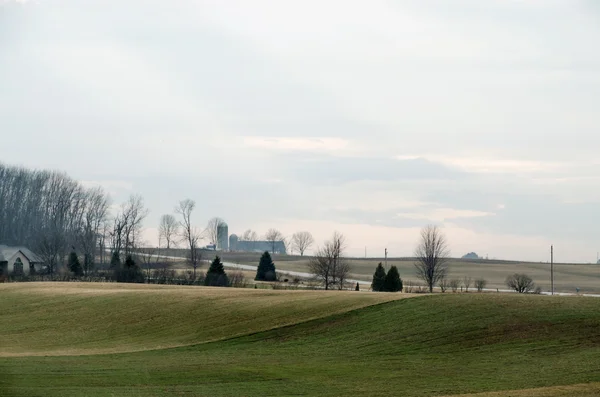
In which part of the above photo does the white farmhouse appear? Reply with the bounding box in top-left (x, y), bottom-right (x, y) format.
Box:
top-left (0, 245), bottom-right (44, 277)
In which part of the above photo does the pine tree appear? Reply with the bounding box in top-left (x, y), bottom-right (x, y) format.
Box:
top-left (124, 255), bottom-right (136, 269)
top-left (384, 265), bottom-right (403, 292)
top-left (114, 254), bottom-right (144, 283)
top-left (355, 282), bottom-right (360, 291)
top-left (110, 251), bottom-right (121, 269)
top-left (205, 256), bottom-right (229, 287)
top-left (255, 251), bottom-right (276, 281)
top-left (68, 251), bottom-right (83, 277)
top-left (371, 263), bottom-right (387, 292)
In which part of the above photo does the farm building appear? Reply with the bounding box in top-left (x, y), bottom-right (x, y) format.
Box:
top-left (229, 235), bottom-right (287, 254)
top-left (0, 245), bottom-right (44, 276)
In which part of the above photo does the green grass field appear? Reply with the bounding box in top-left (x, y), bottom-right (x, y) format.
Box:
top-left (2, 283), bottom-right (600, 396)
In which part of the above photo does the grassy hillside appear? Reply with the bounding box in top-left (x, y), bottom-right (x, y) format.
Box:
top-left (0, 283), bottom-right (405, 356)
top-left (2, 283), bottom-right (600, 396)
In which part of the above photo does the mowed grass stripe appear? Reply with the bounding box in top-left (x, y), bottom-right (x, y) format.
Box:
top-left (0, 282), bottom-right (411, 356)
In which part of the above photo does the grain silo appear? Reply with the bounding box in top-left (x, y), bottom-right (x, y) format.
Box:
top-left (217, 222), bottom-right (229, 251)
top-left (229, 234), bottom-right (239, 252)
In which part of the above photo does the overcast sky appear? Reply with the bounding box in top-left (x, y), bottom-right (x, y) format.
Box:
top-left (2, 0), bottom-right (599, 262)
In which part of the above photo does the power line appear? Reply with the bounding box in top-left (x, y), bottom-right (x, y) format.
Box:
top-left (551, 245), bottom-right (554, 296)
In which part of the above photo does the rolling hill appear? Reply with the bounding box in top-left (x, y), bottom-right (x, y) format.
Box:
top-left (1, 283), bottom-right (600, 396)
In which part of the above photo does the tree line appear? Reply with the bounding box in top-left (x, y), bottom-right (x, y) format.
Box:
top-left (0, 162), bottom-right (110, 274)
top-left (1, 163), bottom-right (544, 293)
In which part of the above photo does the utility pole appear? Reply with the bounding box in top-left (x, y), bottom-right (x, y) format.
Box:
top-left (384, 248), bottom-right (388, 271)
top-left (551, 245), bottom-right (554, 296)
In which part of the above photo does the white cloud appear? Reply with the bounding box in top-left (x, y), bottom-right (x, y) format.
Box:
top-left (396, 154), bottom-right (566, 174)
top-left (80, 180), bottom-right (133, 197)
top-left (242, 137), bottom-right (353, 154)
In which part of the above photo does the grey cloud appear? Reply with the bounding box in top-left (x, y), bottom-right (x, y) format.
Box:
top-left (277, 154), bottom-right (467, 185)
top-left (427, 189), bottom-right (599, 242)
top-left (2, 0), bottom-right (600, 261)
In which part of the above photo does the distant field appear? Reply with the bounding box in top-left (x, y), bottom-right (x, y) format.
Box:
top-left (2, 283), bottom-right (600, 396)
top-left (154, 249), bottom-right (600, 294)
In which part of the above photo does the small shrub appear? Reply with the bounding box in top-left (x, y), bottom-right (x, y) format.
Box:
top-left (463, 276), bottom-right (472, 292)
top-left (449, 279), bottom-right (461, 293)
top-left (475, 278), bottom-right (487, 292)
top-left (229, 271), bottom-right (248, 288)
top-left (438, 277), bottom-right (449, 293)
top-left (506, 273), bottom-right (535, 293)
top-left (264, 271), bottom-right (277, 282)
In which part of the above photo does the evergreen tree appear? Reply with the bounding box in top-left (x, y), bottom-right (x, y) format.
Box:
top-left (255, 251), bottom-right (276, 281)
top-left (68, 251), bottom-right (83, 277)
top-left (355, 282), bottom-right (360, 291)
top-left (384, 265), bottom-right (403, 292)
top-left (110, 251), bottom-right (121, 269)
top-left (124, 254), bottom-right (136, 269)
top-left (205, 256), bottom-right (229, 287)
top-left (114, 254), bottom-right (144, 283)
top-left (371, 263), bottom-right (387, 292)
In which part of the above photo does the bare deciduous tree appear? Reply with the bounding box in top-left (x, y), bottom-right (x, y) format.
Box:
top-left (37, 232), bottom-right (66, 275)
top-left (449, 279), bottom-right (461, 293)
top-left (291, 231), bottom-right (314, 256)
top-left (264, 228), bottom-right (285, 254)
top-left (78, 187), bottom-right (110, 275)
top-left (506, 273), bottom-right (535, 293)
top-left (228, 271), bottom-right (248, 288)
top-left (414, 225), bottom-right (450, 293)
top-left (241, 229), bottom-right (258, 242)
top-left (308, 232), bottom-right (351, 290)
top-left (158, 214), bottom-right (179, 250)
top-left (438, 277), bottom-right (449, 293)
top-left (463, 276), bottom-right (472, 292)
top-left (241, 229), bottom-right (258, 251)
top-left (475, 278), bottom-right (487, 292)
top-left (0, 163), bottom-right (112, 274)
top-left (175, 199), bottom-right (203, 280)
top-left (136, 244), bottom-right (157, 278)
top-left (206, 217), bottom-right (226, 245)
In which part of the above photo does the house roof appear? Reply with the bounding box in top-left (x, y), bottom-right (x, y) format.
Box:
top-left (0, 245), bottom-right (43, 263)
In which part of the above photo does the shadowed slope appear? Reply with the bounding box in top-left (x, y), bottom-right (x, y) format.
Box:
top-left (443, 383), bottom-right (600, 397)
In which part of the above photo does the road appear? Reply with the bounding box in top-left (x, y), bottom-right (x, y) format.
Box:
top-left (144, 252), bottom-right (369, 285)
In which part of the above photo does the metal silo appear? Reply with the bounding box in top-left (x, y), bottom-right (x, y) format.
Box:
top-left (217, 222), bottom-right (229, 251)
top-left (229, 234), bottom-right (239, 252)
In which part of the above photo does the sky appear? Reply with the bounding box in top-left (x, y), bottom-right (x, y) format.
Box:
top-left (1, 0), bottom-right (599, 262)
